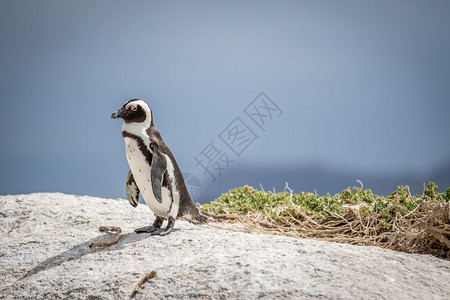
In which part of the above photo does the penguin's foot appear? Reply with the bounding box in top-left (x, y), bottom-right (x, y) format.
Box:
top-left (134, 226), bottom-right (159, 234)
top-left (150, 217), bottom-right (175, 236)
top-left (134, 216), bottom-right (164, 234)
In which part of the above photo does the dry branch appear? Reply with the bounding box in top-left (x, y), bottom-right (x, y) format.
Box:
top-left (89, 226), bottom-right (122, 248)
top-left (130, 270), bottom-right (157, 298)
top-left (427, 226), bottom-right (450, 249)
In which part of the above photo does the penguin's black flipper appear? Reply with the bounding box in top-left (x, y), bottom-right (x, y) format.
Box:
top-left (150, 143), bottom-right (167, 203)
top-left (126, 170), bottom-right (140, 207)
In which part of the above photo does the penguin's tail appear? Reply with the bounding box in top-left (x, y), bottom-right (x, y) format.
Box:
top-left (178, 196), bottom-right (209, 224)
top-left (189, 209), bottom-right (209, 224)
top-left (181, 204), bottom-right (209, 224)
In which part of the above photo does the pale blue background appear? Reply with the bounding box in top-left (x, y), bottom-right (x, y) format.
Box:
top-left (1, 0), bottom-right (449, 202)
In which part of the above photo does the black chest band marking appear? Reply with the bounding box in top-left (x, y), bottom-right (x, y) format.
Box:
top-left (122, 132), bottom-right (153, 165)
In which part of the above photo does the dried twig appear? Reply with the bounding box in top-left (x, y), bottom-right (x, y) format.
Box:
top-left (427, 226), bottom-right (450, 249)
top-left (130, 270), bottom-right (157, 298)
top-left (203, 212), bottom-right (243, 221)
top-left (89, 226), bottom-right (122, 248)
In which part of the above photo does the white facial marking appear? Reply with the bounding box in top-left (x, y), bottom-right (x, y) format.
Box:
top-left (126, 103), bottom-right (137, 111)
top-left (122, 99), bottom-right (153, 134)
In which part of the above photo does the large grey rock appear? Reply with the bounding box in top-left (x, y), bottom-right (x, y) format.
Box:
top-left (0, 193), bottom-right (449, 299)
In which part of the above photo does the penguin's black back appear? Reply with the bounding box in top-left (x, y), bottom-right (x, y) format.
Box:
top-left (147, 125), bottom-right (206, 223)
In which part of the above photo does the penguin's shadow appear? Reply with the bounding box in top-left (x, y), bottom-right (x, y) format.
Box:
top-left (20, 230), bottom-right (163, 279)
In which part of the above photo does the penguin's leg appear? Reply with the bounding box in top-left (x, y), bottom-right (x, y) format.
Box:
top-left (135, 215), bottom-right (164, 234)
top-left (150, 217), bottom-right (175, 236)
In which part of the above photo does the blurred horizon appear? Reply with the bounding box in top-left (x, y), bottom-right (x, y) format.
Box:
top-left (1, 1), bottom-right (449, 202)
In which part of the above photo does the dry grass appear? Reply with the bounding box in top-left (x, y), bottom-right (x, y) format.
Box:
top-left (202, 182), bottom-right (450, 259)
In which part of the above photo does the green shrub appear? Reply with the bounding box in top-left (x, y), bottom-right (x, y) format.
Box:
top-left (201, 182), bottom-right (450, 258)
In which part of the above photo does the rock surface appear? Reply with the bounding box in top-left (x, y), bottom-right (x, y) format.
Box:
top-left (0, 193), bottom-right (449, 299)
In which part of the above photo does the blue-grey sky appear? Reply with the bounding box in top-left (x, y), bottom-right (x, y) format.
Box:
top-left (1, 0), bottom-right (449, 200)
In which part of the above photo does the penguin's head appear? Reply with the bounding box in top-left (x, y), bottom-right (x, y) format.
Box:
top-left (111, 99), bottom-right (152, 124)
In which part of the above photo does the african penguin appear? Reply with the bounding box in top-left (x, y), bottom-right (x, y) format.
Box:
top-left (111, 99), bottom-right (207, 236)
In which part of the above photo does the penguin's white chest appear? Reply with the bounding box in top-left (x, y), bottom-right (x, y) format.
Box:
top-left (124, 137), bottom-right (178, 218)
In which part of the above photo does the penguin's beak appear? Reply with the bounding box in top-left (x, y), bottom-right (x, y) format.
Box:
top-left (111, 107), bottom-right (127, 119)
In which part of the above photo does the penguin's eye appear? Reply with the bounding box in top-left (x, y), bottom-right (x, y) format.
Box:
top-left (126, 103), bottom-right (138, 111)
